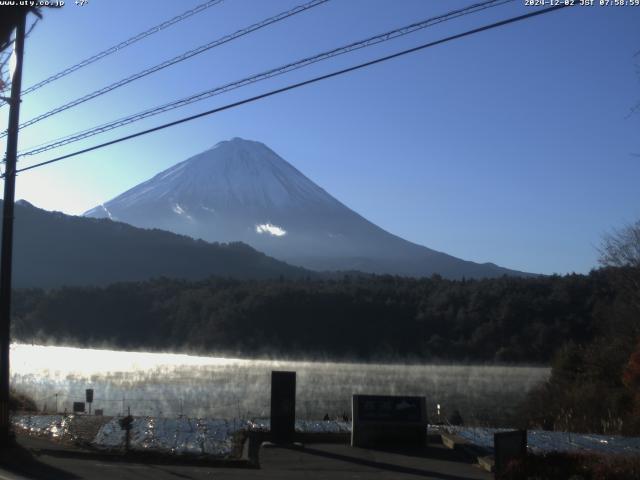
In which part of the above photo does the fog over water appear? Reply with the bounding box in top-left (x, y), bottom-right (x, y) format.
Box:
top-left (11, 344), bottom-right (549, 424)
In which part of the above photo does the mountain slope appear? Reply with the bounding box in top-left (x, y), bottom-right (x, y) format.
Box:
top-left (85, 137), bottom-right (531, 279)
top-left (4, 200), bottom-right (308, 288)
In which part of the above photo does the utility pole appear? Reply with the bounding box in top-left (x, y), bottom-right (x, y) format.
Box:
top-left (0, 12), bottom-right (27, 448)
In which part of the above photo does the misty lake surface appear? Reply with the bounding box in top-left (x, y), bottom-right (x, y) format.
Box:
top-left (11, 344), bottom-right (549, 424)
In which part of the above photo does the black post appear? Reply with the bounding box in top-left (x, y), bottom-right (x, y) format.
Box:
top-left (85, 389), bottom-right (93, 415)
top-left (125, 407), bottom-right (131, 452)
top-left (0, 12), bottom-right (27, 448)
top-left (270, 371), bottom-right (296, 443)
top-left (494, 430), bottom-right (527, 478)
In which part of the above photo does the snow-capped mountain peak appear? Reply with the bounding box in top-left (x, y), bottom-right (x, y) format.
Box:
top-left (85, 138), bottom-right (529, 278)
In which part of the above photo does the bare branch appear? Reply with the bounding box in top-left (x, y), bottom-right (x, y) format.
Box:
top-left (600, 221), bottom-right (640, 313)
top-left (599, 221), bottom-right (640, 269)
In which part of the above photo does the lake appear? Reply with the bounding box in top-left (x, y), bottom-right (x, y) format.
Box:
top-left (11, 344), bottom-right (549, 425)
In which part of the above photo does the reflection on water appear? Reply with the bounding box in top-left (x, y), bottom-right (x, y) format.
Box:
top-left (11, 344), bottom-right (549, 424)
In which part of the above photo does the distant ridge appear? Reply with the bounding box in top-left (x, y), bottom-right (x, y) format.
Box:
top-left (4, 200), bottom-right (308, 288)
top-left (85, 137), bottom-right (533, 279)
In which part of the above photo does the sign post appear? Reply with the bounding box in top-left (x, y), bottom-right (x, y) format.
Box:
top-left (85, 389), bottom-right (93, 415)
top-left (270, 371), bottom-right (296, 443)
top-left (119, 408), bottom-right (134, 453)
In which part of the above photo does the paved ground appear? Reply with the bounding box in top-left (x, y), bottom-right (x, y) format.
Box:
top-left (0, 434), bottom-right (491, 480)
top-left (258, 442), bottom-right (491, 480)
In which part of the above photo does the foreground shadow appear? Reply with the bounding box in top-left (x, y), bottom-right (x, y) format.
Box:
top-left (277, 444), bottom-right (483, 480)
top-left (1, 445), bottom-right (80, 480)
top-left (28, 447), bottom-right (254, 468)
top-left (367, 444), bottom-right (476, 463)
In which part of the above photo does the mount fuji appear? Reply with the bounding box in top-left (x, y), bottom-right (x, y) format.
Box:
top-left (85, 138), bottom-right (529, 278)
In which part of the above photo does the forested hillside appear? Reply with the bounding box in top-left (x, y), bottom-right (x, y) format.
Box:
top-left (3, 200), bottom-right (309, 287)
top-left (11, 269), bottom-right (622, 363)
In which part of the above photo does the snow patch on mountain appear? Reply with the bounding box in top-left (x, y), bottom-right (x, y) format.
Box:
top-left (100, 204), bottom-right (115, 220)
top-left (172, 203), bottom-right (193, 221)
top-left (256, 223), bottom-right (286, 237)
top-left (172, 204), bottom-right (185, 215)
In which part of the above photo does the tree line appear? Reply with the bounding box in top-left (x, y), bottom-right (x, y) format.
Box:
top-left (10, 269), bottom-right (621, 364)
top-left (521, 222), bottom-right (640, 434)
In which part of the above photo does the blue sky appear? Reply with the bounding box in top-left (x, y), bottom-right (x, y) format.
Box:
top-left (1, 0), bottom-right (639, 275)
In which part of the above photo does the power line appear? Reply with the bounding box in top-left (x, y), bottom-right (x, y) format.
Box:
top-left (17, 0), bottom-right (513, 157)
top-left (2, 0), bottom-right (329, 137)
top-left (20, 0), bottom-right (225, 97)
top-left (11, 4), bottom-right (571, 176)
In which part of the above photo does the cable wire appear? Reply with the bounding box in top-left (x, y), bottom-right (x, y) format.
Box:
top-left (20, 0), bottom-right (225, 97)
top-left (17, 0), bottom-right (513, 155)
top-left (10, 4), bottom-right (571, 176)
top-left (2, 0), bottom-right (329, 137)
